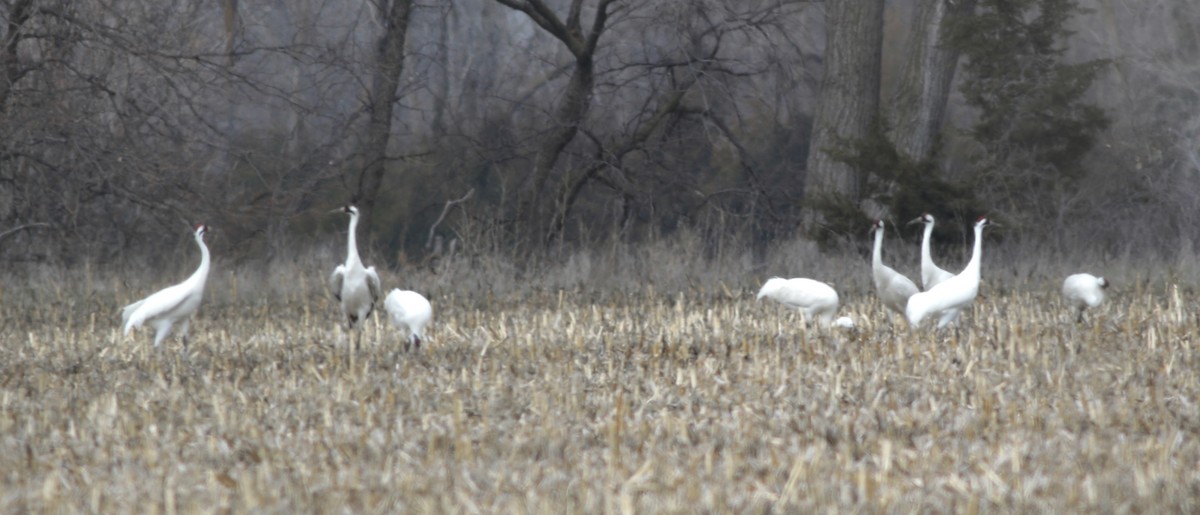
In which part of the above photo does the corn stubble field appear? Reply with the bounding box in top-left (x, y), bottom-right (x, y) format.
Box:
top-left (1, 250), bottom-right (1199, 513)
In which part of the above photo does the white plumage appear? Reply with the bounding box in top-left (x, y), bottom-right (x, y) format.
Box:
top-left (384, 289), bottom-right (433, 350)
top-left (756, 277), bottom-right (842, 327)
top-left (121, 224), bottom-right (211, 347)
top-left (909, 213), bottom-right (955, 290)
top-left (329, 205), bottom-right (382, 329)
top-left (871, 219), bottom-right (920, 317)
top-left (1062, 273), bottom-right (1108, 322)
top-left (906, 217), bottom-right (991, 328)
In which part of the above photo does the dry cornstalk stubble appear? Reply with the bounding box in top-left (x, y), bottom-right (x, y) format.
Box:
top-left (0, 271), bottom-right (1197, 512)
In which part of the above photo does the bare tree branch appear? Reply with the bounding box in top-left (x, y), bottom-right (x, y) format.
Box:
top-left (426, 188), bottom-right (475, 249)
top-left (0, 223), bottom-right (50, 249)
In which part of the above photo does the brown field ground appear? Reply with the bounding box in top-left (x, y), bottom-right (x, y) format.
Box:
top-left (1, 244), bottom-right (1198, 513)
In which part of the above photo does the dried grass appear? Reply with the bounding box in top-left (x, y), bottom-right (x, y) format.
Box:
top-left (1, 244), bottom-right (1198, 513)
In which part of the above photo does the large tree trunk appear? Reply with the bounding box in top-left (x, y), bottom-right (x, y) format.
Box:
top-left (888, 0), bottom-right (976, 162)
top-left (804, 0), bottom-right (885, 201)
top-left (356, 0), bottom-right (412, 243)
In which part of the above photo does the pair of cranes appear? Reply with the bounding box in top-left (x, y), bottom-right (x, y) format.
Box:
top-left (759, 214), bottom-right (1109, 329)
top-left (121, 206), bottom-right (432, 350)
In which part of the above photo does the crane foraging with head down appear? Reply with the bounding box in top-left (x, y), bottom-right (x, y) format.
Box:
top-left (121, 224), bottom-right (211, 348)
top-left (906, 216), bottom-right (992, 328)
top-left (908, 213), bottom-right (955, 290)
top-left (1062, 273), bottom-right (1108, 322)
top-left (384, 288), bottom-right (432, 351)
top-left (330, 205), bottom-right (382, 330)
top-left (870, 219), bottom-right (920, 317)
top-left (756, 277), bottom-right (853, 328)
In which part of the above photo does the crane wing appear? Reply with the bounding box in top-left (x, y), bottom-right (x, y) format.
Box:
top-left (122, 284), bottom-right (190, 334)
top-left (329, 266), bottom-right (346, 301)
top-left (384, 289), bottom-right (405, 326)
top-left (121, 299), bottom-right (146, 328)
top-left (365, 267), bottom-right (382, 303)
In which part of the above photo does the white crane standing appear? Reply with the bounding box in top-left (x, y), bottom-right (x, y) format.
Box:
top-left (1062, 273), bottom-right (1108, 322)
top-left (908, 213), bottom-right (955, 290)
top-left (905, 217), bottom-right (992, 328)
top-left (330, 205), bottom-right (382, 331)
top-left (871, 219), bottom-right (920, 317)
top-left (756, 277), bottom-right (850, 328)
top-left (384, 288), bottom-right (433, 351)
top-left (121, 224), bottom-right (211, 348)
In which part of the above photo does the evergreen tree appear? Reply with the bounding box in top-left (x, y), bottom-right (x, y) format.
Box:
top-left (948, 0), bottom-right (1109, 221)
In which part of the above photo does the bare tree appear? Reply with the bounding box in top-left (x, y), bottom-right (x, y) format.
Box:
top-left (355, 0), bottom-right (413, 242)
top-left (491, 0), bottom-right (618, 244)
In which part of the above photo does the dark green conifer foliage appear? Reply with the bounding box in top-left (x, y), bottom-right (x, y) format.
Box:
top-left (947, 0), bottom-right (1109, 216)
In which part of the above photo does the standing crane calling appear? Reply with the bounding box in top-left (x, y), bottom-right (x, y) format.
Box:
top-left (905, 217), bottom-right (992, 328)
top-left (871, 219), bottom-right (920, 317)
top-left (384, 289), bottom-right (433, 351)
top-left (330, 205), bottom-right (382, 331)
top-left (121, 224), bottom-right (211, 348)
top-left (908, 213), bottom-right (955, 290)
top-left (1062, 273), bottom-right (1108, 322)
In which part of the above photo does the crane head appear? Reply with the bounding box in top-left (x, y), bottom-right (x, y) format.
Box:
top-left (193, 224), bottom-right (208, 238)
top-left (870, 219), bottom-right (885, 233)
top-left (330, 205), bottom-right (359, 216)
top-left (974, 216), bottom-right (991, 228)
top-left (1098, 277), bottom-right (1109, 289)
top-left (908, 213), bottom-right (934, 225)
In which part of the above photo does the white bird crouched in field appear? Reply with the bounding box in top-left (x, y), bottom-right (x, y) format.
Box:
top-left (330, 205), bottom-right (382, 330)
top-left (1062, 273), bottom-right (1108, 322)
top-left (908, 213), bottom-right (955, 290)
top-left (121, 224), bottom-right (211, 348)
top-left (756, 277), bottom-right (849, 328)
top-left (870, 219), bottom-right (920, 317)
top-left (906, 217), bottom-right (992, 329)
top-left (384, 289), bottom-right (432, 351)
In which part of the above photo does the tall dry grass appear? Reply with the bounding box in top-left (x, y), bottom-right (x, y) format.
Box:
top-left (0, 235), bottom-right (1198, 512)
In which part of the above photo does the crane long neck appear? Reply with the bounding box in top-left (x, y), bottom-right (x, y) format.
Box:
top-left (872, 227), bottom-right (884, 268)
top-left (188, 232), bottom-right (210, 287)
top-left (921, 223), bottom-right (934, 263)
top-left (965, 224), bottom-right (984, 278)
top-left (346, 212), bottom-right (362, 265)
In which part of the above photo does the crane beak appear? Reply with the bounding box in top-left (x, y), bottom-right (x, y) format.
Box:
top-left (329, 207), bottom-right (345, 214)
top-left (906, 217), bottom-right (922, 226)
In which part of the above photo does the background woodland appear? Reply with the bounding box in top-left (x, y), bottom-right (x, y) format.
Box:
top-left (0, 0), bottom-right (1196, 273)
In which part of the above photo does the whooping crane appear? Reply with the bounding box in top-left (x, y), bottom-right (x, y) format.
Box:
top-left (905, 217), bottom-right (992, 328)
top-left (330, 205), bottom-right (382, 330)
top-left (384, 289), bottom-right (433, 351)
top-left (908, 213), bottom-right (955, 290)
top-left (871, 220), bottom-right (920, 317)
top-left (756, 277), bottom-right (843, 328)
top-left (121, 224), bottom-right (211, 348)
top-left (1062, 273), bottom-right (1108, 323)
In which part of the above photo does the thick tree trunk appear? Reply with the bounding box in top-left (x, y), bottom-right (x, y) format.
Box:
top-left (804, 0), bottom-right (885, 201)
top-left (356, 0), bottom-right (412, 242)
top-left (888, 0), bottom-right (976, 162)
top-left (529, 57), bottom-right (594, 202)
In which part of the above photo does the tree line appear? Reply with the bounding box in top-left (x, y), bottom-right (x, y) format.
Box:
top-left (0, 0), bottom-right (1196, 266)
